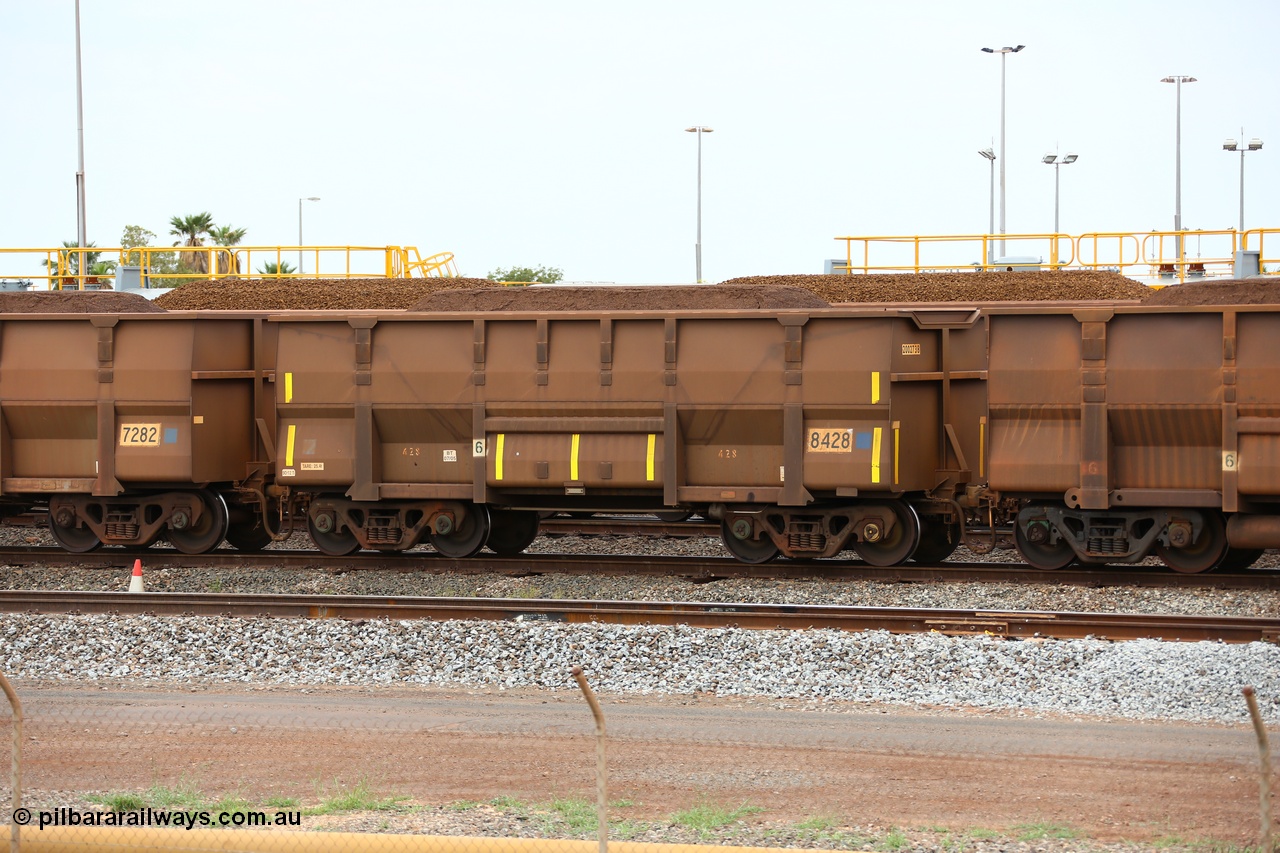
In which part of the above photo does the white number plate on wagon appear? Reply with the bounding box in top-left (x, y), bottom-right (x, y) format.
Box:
top-left (806, 429), bottom-right (854, 453)
top-left (118, 424), bottom-right (162, 447)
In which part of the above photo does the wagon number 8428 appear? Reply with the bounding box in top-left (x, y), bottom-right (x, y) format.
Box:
top-left (807, 429), bottom-right (853, 453)
top-left (119, 423), bottom-right (161, 447)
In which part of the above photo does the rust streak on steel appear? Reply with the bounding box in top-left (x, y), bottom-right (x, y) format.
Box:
top-left (0, 590), bottom-right (1277, 644)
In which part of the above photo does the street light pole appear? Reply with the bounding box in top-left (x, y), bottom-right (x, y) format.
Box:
top-left (684, 126), bottom-right (713, 283)
top-left (981, 44), bottom-right (1025, 259)
top-left (1041, 153), bottom-right (1078, 234)
top-left (74, 0), bottom-right (87, 283)
top-left (1161, 75), bottom-right (1197, 261)
top-left (298, 197), bottom-right (320, 275)
top-left (1223, 131), bottom-right (1263, 233)
top-left (978, 147), bottom-right (996, 264)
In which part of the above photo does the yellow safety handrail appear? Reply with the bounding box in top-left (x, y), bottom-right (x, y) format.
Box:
top-left (834, 228), bottom-right (1278, 283)
top-left (0, 245), bottom-right (459, 290)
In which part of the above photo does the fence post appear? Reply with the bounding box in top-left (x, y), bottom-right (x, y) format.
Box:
top-left (1242, 686), bottom-right (1274, 852)
top-left (1, 671), bottom-right (22, 853)
top-left (571, 665), bottom-right (607, 853)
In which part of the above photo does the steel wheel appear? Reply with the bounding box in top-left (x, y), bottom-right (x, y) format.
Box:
top-left (719, 517), bottom-right (780, 564)
top-left (853, 502), bottom-right (921, 567)
top-left (307, 513), bottom-right (361, 556)
top-left (168, 491), bottom-right (230, 555)
top-left (429, 504), bottom-right (491, 558)
top-left (486, 509), bottom-right (540, 556)
top-left (1216, 547), bottom-right (1265, 571)
top-left (910, 517), bottom-right (962, 564)
top-left (655, 510), bottom-right (693, 522)
top-left (226, 520), bottom-right (274, 552)
top-left (1014, 514), bottom-right (1075, 570)
top-left (48, 515), bottom-right (102, 553)
top-left (1158, 512), bottom-right (1228, 574)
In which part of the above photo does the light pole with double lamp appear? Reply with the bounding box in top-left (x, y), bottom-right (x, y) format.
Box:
top-left (298, 196), bottom-right (320, 275)
top-left (978, 147), bottom-right (996, 264)
top-left (981, 44), bottom-right (1025, 259)
top-left (1223, 133), bottom-right (1263, 233)
top-left (1160, 75), bottom-right (1196, 262)
top-left (685, 126), bottom-right (713, 283)
top-left (1041, 152), bottom-right (1078, 234)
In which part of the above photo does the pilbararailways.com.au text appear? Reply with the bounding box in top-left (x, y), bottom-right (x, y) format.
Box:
top-left (13, 807), bottom-right (302, 830)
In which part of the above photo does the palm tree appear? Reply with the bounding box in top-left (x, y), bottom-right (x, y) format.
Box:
top-left (209, 224), bottom-right (247, 275)
top-left (169, 213), bottom-right (215, 274)
top-left (257, 260), bottom-right (296, 277)
top-left (42, 240), bottom-right (115, 287)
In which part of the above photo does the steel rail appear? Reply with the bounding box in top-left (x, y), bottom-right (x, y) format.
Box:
top-left (0, 590), bottom-right (1276, 644)
top-left (1, 546), bottom-right (1277, 591)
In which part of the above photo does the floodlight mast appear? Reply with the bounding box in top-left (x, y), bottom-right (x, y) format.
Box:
top-left (981, 44), bottom-right (1025, 259)
top-left (1223, 130), bottom-right (1263, 232)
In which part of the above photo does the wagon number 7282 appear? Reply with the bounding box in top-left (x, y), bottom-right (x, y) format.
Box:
top-left (118, 423), bottom-right (161, 447)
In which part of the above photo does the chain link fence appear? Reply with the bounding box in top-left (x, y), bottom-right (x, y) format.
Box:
top-left (2, 645), bottom-right (1277, 852)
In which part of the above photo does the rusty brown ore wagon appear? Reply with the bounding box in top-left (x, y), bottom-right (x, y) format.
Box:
top-left (3, 301), bottom-right (1279, 572)
top-left (981, 303), bottom-right (1280, 572)
top-left (0, 312), bottom-right (278, 553)
top-left (270, 306), bottom-right (987, 564)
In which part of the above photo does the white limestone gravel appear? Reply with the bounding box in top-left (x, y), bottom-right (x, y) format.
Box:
top-left (2, 611), bottom-right (1277, 725)
top-left (2, 527), bottom-right (1279, 726)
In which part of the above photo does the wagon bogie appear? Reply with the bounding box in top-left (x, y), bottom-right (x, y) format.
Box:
top-left (714, 499), bottom-right (921, 564)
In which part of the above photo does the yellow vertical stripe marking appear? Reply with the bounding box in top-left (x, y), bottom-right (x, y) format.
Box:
top-left (285, 372), bottom-right (293, 403)
top-left (646, 434), bottom-right (656, 481)
top-left (571, 434), bottom-right (581, 481)
top-left (285, 424), bottom-right (296, 467)
top-left (979, 416), bottom-right (986, 478)
top-left (871, 372), bottom-right (880, 404)
top-left (496, 433), bottom-right (505, 481)
top-left (871, 426), bottom-right (883, 484)
top-left (892, 421), bottom-right (900, 485)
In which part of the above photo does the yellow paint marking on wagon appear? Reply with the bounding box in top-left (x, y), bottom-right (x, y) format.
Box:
top-left (871, 426), bottom-right (883, 484)
top-left (871, 371), bottom-right (880, 404)
top-left (893, 421), bottom-right (900, 485)
top-left (496, 433), bottom-right (505, 480)
top-left (571, 433), bottom-right (581, 481)
top-left (285, 424), bottom-right (296, 467)
top-left (646, 434), bottom-right (656, 481)
top-left (979, 416), bottom-right (987, 478)
top-left (285, 372), bottom-right (293, 403)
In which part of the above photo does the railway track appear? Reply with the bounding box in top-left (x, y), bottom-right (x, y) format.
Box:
top-left (2, 589), bottom-right (1276, 644)
top-left (2, 545), bottom-right (1279, 591)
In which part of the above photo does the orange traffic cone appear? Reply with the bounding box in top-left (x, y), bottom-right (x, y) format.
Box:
top-left (128, 558), bottom-right (145, 593)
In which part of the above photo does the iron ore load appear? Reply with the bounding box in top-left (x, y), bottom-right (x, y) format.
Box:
top-left (1, 274), bottom-right (1277, 573)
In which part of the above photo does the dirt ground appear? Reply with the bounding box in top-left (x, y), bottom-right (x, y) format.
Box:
top-left (3, 682), bottom-right (1270, 849)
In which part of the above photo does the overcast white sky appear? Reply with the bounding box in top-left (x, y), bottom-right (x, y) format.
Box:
top-left (3, 0), bottom-right (1278, 282)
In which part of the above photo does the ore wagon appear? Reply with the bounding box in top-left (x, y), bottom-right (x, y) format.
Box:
top-left (0, 312), bottom-right (277, 553)
top-left (270, 306), bottom-right (987, 564)
top-left (984, 303), bottom-right (1280, 572)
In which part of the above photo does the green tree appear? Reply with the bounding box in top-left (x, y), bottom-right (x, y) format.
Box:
top-left (257, 260), bottom-right (296, 276)
top-left (169, 212), bottom-right (215, 274)
top-left (121, 225), bottom-right (179, 277)
top-left (209, 224), bottom-right (247, 275)
top-left (41, 240), bottom-right (115, 285)
top-left (486, 264), bottom-right (563, 284)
